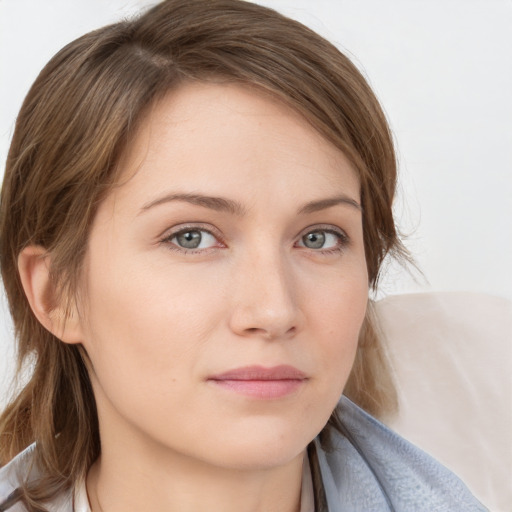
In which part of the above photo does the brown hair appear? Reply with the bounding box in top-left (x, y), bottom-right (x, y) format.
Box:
top-left (0, 0), bottom-right (404, 508)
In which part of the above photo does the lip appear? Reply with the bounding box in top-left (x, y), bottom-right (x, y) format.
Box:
top-left (207, 365), bottom-right (307, 399)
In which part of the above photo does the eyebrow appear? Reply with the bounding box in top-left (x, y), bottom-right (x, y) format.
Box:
top-left (140, 193), bottom-right (246, 216)
top-left (297, 196), bottom-right (362, 214)
top-left (139, 192), bottom-right (361, 216)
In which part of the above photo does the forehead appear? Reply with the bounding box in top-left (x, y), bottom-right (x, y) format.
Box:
top-left (111, 81), bottom-right (360, 212)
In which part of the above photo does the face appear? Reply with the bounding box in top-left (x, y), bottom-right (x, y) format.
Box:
top-left (78, 82), bottom-right (368, 470)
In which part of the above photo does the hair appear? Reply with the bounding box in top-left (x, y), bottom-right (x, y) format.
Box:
top-left (0, 0), bottom-right (407, 508)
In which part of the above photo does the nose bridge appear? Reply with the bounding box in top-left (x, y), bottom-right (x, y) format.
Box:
top-left (229, 243), bottom-right (300, 339)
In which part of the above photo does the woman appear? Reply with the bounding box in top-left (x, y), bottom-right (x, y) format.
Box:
top-left (0, 1), bottom-right (485, 510)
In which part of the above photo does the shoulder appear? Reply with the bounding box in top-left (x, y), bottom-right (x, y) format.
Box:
top-left (315, 397), bottom-right (488, 512)
top-left (0, 444), bottom-right (74, 512)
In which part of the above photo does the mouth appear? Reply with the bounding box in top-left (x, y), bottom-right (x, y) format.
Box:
top-left (207, 365), bottom-right (308, 399)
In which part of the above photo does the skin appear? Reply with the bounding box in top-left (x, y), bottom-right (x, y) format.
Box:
top-left (21, 82), bottom-right (369, 512)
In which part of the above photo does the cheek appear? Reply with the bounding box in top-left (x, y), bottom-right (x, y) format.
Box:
top-left (78, 257), bottom-right (225, 441)
top-left (307, 257), bottom-right (368, 328)
top-left (306, 268), bottom-right (368, 382)
top-left (88, 228), bottom-right (216, 311)
top-left (79, 248), bottom-right (256, 439)
top-left (81, 255), bottom-right (223, 375)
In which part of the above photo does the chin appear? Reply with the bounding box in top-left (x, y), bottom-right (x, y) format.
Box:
top-left (212, 441), bottom-right (307, 471)
top-left (193, 418), bottom-right (323, 471)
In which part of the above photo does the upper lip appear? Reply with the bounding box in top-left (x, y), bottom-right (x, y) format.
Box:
top-left (208, 365), bottom-right (307, 381)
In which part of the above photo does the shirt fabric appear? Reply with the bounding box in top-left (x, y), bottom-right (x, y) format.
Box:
top-left (0, 396), bottom-right (487, 511)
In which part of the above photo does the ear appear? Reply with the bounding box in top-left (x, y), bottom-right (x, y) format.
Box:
top-left (17, 245), bottom-right (84, 344)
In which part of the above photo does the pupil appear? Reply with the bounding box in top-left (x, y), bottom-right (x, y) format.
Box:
top-left (178, 230), bottom-right (201, 248)
top-left (304, 232), bottom-right (325, 249)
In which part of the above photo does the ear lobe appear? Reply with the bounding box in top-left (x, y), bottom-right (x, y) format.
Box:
top-left (17, 245), bottom-right (83, 344)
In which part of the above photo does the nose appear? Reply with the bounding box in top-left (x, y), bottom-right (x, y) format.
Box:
top-left (228, 248), bottom-right (302, 340)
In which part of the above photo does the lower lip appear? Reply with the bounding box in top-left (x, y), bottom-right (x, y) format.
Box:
top-left (209, 379), bottom-right (305, 399)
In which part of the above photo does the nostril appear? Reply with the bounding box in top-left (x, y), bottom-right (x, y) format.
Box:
top-left (243, 325), bottom-right (297, 340)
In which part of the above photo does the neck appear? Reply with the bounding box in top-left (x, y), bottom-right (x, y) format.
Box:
top-left (87, 429), bottom-right (305, 512)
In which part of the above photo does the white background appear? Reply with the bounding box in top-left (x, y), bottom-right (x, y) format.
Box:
top-left (1, 1), bottom-right (511, 392)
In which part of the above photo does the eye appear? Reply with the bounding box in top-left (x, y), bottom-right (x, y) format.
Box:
top-left (296, 228), bottom-right (347, 251)
top-left (166, 228), bottom-right (220, 251)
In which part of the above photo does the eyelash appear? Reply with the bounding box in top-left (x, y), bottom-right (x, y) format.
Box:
top-left (295, 226), bottom-right (349, 254)
top-left (159, 224), bottom-right (349, 255)
top-left (159, 224), bottom-right (225, 254)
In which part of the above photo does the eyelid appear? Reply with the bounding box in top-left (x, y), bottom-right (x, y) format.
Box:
top-left (295, 224), bottom-right (350, 251)
top-left (159, 223), bottom-right (226, 252)
top-left (297, 224), bottom-right (348, 239)
top-left (158, 222), bottom-right (349, 254)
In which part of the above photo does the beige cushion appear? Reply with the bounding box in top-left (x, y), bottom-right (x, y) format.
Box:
top-left (375, 292), bottom-right (512, 512)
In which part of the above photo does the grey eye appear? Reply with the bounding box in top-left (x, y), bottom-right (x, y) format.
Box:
top-left (176, 230), bottom-right (202, 249)
top-left (297, 230), bottom-right (344, 250)
top-left (171, 229), bottom-right (218, 250)
top-left (302, 231), bottom-right (326, 249)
